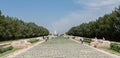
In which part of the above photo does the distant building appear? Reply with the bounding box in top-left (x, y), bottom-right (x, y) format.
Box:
top-left (54, 30), bottom-right (58, 36)
top-left (54, 30), bottom-right (57, 35)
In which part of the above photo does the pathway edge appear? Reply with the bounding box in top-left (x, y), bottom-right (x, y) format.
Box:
top-left (69, 38), bottom-right (120, 58)
top-left (4, 40), bottom-right (45, 58)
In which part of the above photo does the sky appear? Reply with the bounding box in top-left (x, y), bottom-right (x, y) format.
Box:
top-left (0, 0), bottom-right (120, 34)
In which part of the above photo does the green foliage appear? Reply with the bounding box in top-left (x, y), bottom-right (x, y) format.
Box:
top-left (83, 38), bottom-right (92, 43)
top-left (0, 10), bottom-right (49, 41)
top-left (0, 46), bottom-right (13, 53)
top-left (67, 6), bottom-right (120, 42)
top-left (28, 39), bottom-right (39, 43)
top-left (110, 43), bottom-right (120, 52)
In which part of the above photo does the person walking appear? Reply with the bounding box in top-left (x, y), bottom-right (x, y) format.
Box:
top-left (80, 38), bottom-right (84, 44)
top-left (45, 36), bottom-right (49, 42)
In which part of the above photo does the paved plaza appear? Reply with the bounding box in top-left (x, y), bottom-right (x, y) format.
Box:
top-left (14, 37), bottom-right (116, 58)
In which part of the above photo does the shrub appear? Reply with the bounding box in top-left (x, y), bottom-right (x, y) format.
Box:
top-left (83, 38), bottom-right (92, 43)
top-left (28, 39), bottom-right (39, 43)
top-left (0, 46), bottom-right (13, 53)
top-left (110, 43), bottom-right (120, 52)
top-left (72, 37), bottom-right (75, 39)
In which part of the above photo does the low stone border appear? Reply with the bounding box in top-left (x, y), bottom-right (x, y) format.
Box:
top-left (69, 38), bottom-right (120, 58)
top-left (3, 40), bottom-right (45, 58)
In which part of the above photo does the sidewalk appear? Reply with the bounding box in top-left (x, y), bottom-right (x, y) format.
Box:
top-left (13, 37), bottom-right (117, 58)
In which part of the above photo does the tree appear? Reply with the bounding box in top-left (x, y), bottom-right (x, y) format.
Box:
top-left (67, 6), bottom-right (120, 42)
top-left (0, 10), bottom-right (49, 41)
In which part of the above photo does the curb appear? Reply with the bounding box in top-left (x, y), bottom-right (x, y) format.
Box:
top-left (69, 38), bottom-right (120, 58)
top-left (4, 40), bottom-right (45, 58)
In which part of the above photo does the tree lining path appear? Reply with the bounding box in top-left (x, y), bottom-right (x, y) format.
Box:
top-left (13, 37), bottom-right (118, 58)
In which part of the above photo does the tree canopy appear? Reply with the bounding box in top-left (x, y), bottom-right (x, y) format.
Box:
top-left (0, 10), bottom-right (49, 41)
top-left (67, 6), bottom-right (120, 42)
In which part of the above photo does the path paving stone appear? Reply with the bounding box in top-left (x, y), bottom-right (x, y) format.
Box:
top-left (14, 37), bottom-right (116, 58)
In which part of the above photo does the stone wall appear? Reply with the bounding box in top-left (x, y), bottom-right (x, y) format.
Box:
top-left (90, 38), bottom-right (111, 48)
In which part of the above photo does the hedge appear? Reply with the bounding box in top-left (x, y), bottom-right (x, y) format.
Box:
top-left (83, 38), bottom-right (92, 43)
top-left (110, 43), bottom-right (120, 52)
top-left (0, 46), bottom-right (13, 53)
top-left (28, 39), bottom-right (39, 43)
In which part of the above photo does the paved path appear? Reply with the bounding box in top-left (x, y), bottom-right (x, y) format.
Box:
top-left (14, 37), bottom-right (117, 58)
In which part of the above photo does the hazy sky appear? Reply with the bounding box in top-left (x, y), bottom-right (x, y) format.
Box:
top-left (0, 0), bottom-right (120, 34)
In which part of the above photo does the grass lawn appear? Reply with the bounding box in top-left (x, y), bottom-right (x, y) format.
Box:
top-left (0, 48), bottom-right (20, 57)
top-left (99, 47), bottom-right (120, 56)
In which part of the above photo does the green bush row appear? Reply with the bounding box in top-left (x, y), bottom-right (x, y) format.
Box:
top-left (67, 6), bottom-right (120, 42)
top-left (110, 43), bottom-right (120, 52)
top-left (28, 39), bottom-right (39, 43)
top-left (0, 10), bottom-right (49, 41)
top-left (83, 38), bottom-right (92, 43)
top-left (0, 46), bottom-right (13, 53)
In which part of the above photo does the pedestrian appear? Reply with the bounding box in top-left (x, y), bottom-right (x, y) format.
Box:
top-left (80, 38), bottom-right (84, 44)
top-left (45, 36), bottom-right (49, 42)
top-left (47, 36), bottom-right (49, 40)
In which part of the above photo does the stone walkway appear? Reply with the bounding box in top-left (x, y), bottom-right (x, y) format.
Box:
top-left (13, 37), bottom-right (117, 58)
